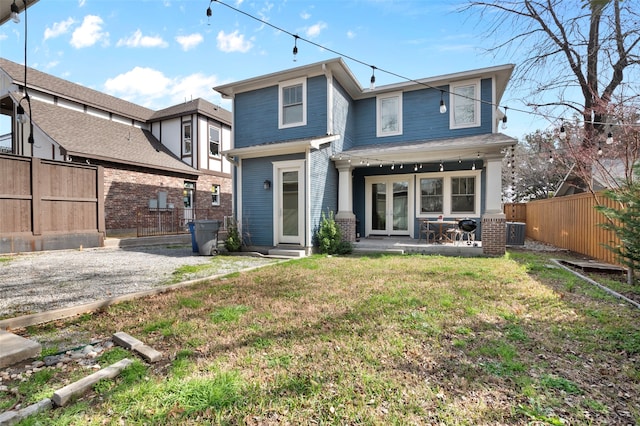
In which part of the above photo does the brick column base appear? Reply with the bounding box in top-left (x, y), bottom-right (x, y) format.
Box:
top-left (481, 213), bottom-right (506, 256)
top-left (335, 216), bottom-right (356, 243)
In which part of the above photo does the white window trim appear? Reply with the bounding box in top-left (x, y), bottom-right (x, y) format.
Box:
top-left (211, 184), bottom-right (221, 206)
top-left (376, 91), bottom-right (403, 137)
top-left (449, 79), bottom-right (481, 129)
top-left (278, 77), bottom-right (307, 129)
top-left (208, 124), bottom-right (221, 157)
top-left (182, 121), bottom-right (192, 155)
top-left (416, 170), bottom-right (481, 217)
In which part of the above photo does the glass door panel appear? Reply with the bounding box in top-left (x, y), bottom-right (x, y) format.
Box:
top-left (392, 181), bottom-right (408, 231)
top-left (281, 171), bottom-right (299, 238)
top-left (371, 182), bottom-right (386, 231)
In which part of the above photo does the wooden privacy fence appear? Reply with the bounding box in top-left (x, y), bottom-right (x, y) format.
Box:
top-left (504, 192), bottom-right (621, 265)
top-left (0, 154), bottom-right (105, 253)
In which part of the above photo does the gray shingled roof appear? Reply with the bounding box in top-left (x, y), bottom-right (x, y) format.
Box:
top-left (29, 98), bottom-right (199, 176)
top-left (0, 57), bottom-right (154, 122)
top-left (151, 98), bottom-right (232, 125)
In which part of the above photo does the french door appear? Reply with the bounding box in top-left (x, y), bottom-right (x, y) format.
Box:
top-left (366, 176), bottom-right (413, 236)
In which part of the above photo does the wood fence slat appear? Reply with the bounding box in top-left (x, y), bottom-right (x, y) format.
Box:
top-left (504, 192), bottom-right (621, 265)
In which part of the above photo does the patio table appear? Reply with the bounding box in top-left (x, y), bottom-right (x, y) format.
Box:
top-left (428, 220), bottom-right (458, 244)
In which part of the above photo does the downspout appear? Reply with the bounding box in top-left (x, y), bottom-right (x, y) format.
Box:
top-left (306, 146), bottom-right (312, 252)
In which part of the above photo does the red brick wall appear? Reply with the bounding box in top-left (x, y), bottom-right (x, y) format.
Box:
top-left (481, 214), bottom-right (506, 256)
top-left (103, 167), bottom-right (231, 235)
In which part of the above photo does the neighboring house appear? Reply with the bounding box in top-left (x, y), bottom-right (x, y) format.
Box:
top-left (0, 57), bottom-right (232, 236)
top-left (214, 58), bottom-right (516, 256)
top-left (555, 159), bottom-right (632, 197)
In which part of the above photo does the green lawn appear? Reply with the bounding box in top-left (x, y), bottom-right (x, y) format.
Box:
top-left (6, 251), bottom-right (640, 425)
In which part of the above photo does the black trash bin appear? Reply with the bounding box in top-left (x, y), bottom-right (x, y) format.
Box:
top-left (194, 220), bottom-right (222, 256)
top-left (187, 222), bottom-right (198, 253)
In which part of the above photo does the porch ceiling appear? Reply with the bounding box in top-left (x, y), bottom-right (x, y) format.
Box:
top-left (334, 132), bottom-right (516, 167)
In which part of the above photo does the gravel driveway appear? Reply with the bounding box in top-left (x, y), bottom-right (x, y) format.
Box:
top-left (0, 246), bottom-right (276, 319)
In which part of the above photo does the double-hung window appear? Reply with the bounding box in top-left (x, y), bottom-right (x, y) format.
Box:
top-left (376, 91), bottom-right (402, 137)
top-left (418, 173), bottom-right (479, 216)
top-left (279, 78), bottom-right (306, 128)
top-left (211, 184), bottom-right (220, 206)
top-left (451, 176), bottom-right (476, 213)
top-left (420, 178), bottom-right (443, 214)
top-left (450, 79), bottom-right (480, 129)
top-left (209, 125), bottom-right (220, 157)
top-left (182, 122), bottom-right (192, 155)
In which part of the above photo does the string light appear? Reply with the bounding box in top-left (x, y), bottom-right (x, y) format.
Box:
top-left (559, 124), bottom-right (566, 140)
top-left (370, 66), bottom-right (376, 90)
top-left (206, 0), bottom-right (215, 21)
top-left (292, 35), bottom-right (299, 62)
top-left (549, 150), bottom-right (554, 163)
top-left (11, 0), bottom-right (20, 24)
top-left (606, 130), bottom-right (613, 145)
top-left (597, 144), bottom-right (603, 156)
top-left (439, 162), bottom-right (444, 172)
top-left (501, 107), bottom-right (508, 129)
top-left (439, 90), bottom-right (447, 114)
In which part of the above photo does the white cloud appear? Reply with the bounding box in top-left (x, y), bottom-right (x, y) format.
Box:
top-left (103, 67), bottom-right (222, 108)
top-left (169, 73), bottom-right (220, 105)
top-left (78, 0), bottom-right (86, 6)
top-left (216, 30), bottom-right (252, 53)
top-left (347, 30), bottom-right (356, 39)
top-left (44, 18), bottom-right (75, 41)
top-left (305, 22), bottom-right (327, 38)
top-left (117, 30), bottom-right (168, 48)
top-left (175, 33), bottom-right (203, 51)
top-left (104, 67), bottom-right (172, 102)
top-left (300, 12), bottom-right (311, 20)
top-left (70, 15), bottom-right (108, 48)
top-left (0, 34), bottom-right (7, 42)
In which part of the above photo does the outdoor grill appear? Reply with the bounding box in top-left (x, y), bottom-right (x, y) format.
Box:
top-left (458, 219), bottom-right (477, 232)
top-left (457, 219), bottom-right (477, 245)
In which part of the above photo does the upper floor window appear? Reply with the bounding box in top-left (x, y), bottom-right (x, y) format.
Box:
top-left (182, 121), bottom-right (192, 155)
top-left (450, 80), bottom-right (480, 129)
top-left (377, 91), bottom-right (403, 137)
top-left (279, 78), bottom-right (307, 129)
top-left (209, 125), bottom-right (220, 157)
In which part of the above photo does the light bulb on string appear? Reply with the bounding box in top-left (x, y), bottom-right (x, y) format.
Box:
top-left (439, 162), bottom-right (444, 172)
top-left (292, 35), bottom-right (299, 62)
top-left (559, 124), bottom-right (566, 140)
top-left (606, 131), bottom-right (613, 145)
top-left (597, 144), bottom-right (603, 156)
top-left (439, 90), bottom-right (447, 114)
top-left (414, 164), bottom-right (418, 172)
top-left (501, 107), bottom-right (508, 130)
top-left (549, 150), bottom-right (554, 163)
top-left (370, 66), bottom-right (376, 90)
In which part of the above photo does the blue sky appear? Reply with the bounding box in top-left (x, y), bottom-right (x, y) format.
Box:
top-left (1, 0), bottom-right (549, 140)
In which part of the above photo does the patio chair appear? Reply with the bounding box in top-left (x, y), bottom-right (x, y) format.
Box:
top-left (446, 219), bottom-right (463, 244)
top-left (418, 220), bottom-right (436, 243)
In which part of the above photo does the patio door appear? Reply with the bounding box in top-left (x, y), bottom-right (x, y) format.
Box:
top-left (366, 176), bottom-right (413, 236)
top-left (275, 161), bottom-right (305, 245)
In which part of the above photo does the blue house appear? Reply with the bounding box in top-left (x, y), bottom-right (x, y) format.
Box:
top-left (214, 58), bottom-right (516, 256)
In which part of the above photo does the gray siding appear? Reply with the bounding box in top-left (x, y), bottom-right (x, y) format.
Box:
top-left (310, 146), bottom-right (338, 241)
top-left (352, 79), bottom-right (493, 147)
top-left (240, 153), bottom-right (305, 246)
top-left (234, 76), bottom-right (328, 148)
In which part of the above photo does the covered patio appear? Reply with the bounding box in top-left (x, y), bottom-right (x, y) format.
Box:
top-left (352, 236), bottom-right (483, 256)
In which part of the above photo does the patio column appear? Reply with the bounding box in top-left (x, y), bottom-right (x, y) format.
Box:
top-left (335, 163), bottom-right (356, 242)
top-left (482, 155), bottom-right (506, 256)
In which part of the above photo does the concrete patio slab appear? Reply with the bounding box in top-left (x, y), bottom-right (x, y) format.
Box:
top-left (0, 330), bottom-right (41, 369)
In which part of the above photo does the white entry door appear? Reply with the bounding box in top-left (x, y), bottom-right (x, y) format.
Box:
top-left (275, 161), bottom-right (305, 245)
top-left (365, 176), bottom-right (413, 236)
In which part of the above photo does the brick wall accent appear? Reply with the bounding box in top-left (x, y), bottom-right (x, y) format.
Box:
top-left (335, 216), bottom-right (356, 243)
top-left (481, 213), bottom-right (506, 256)
top-left (103, 167), bottom-right (231, 235)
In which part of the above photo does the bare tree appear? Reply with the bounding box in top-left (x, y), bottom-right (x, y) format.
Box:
top-left (462, 0), bottom-right (640, 151)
